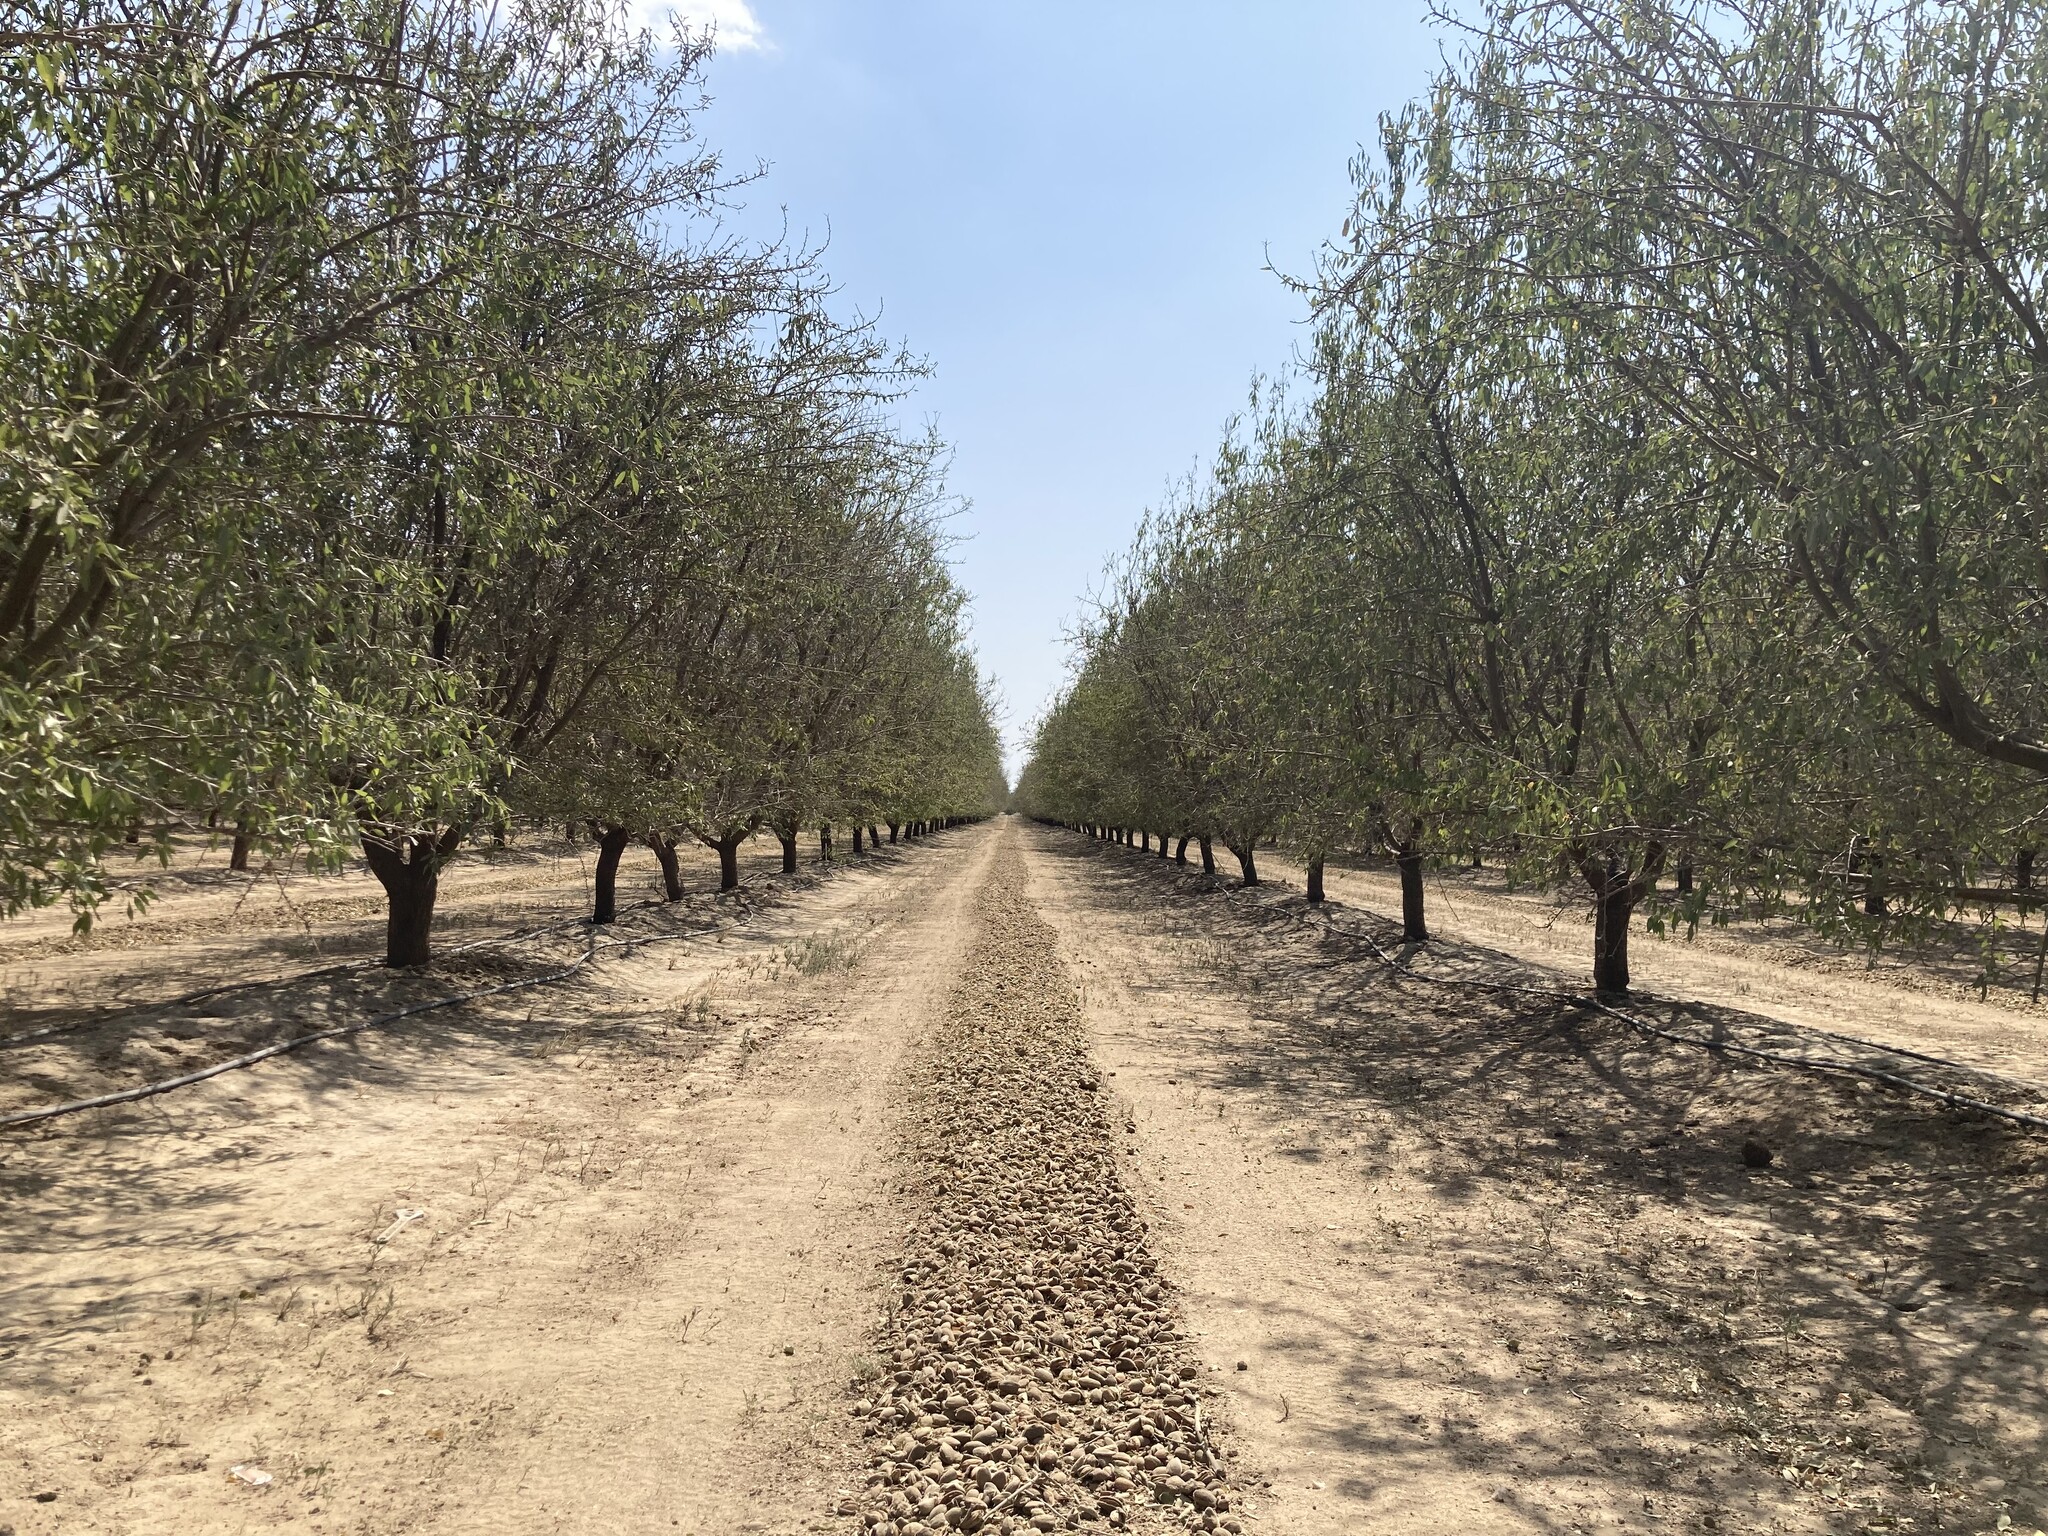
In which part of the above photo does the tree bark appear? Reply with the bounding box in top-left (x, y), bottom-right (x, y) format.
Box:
top-left (1578, 844), bottom-right (1665, 996)
top-left (1175, 835), bottom-right (1189, 865)
top-left (1199, 837), bottom-right (1215, 875)
top-left (1155, 833), bottom-right (1169, 859)
top-left (853, 825), bottom-right (865, 854)
top-left (1306, 857), bottom-right (1325, 904)
top-left (363, 828), bottom-right (461, 967)
top-left (717, 834), bottom-right (743, 892)
top-left (869, 825), bottom-right (883, 849)
top-left (2018, 848), bottom-right (2035, 893)
top-left (1231, 844), bottom-right (1258, 885)
top-left (230, 818), bottom-right (254, 873)
top-left (820, 825), bottom-right (833, 860)
top-left (1398, 849), bottom-right (1427, 942)
top-left (778, 827), bottom-right (799, 874)
top-left (1675, 858), bottom-right (1694, 896)
top-left (647, 832), bottom-right (685, 901)
top-left (592, 824), bottom-right (631, 924)
top-left (888, 822), bottom-right (900, 845)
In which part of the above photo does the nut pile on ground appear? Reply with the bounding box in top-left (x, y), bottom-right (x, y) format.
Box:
top-left (842, 852), bottom-right (1238, 1535)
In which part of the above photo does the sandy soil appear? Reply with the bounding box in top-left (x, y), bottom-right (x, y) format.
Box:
top-left (5, 818), bottom-right (2046, 1536)
top-left (1, 828), bottom-right (996, 1536)
top-left (1026, 827), bottom-right (2047, 1536)
top-left (1257, 850), bottom-right (2048, 1088)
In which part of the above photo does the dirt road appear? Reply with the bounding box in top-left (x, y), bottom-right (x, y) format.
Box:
top-left (5, 818), bottom-right (2046, 1536)
top-left (2, 830), bottom-right (997, 1535)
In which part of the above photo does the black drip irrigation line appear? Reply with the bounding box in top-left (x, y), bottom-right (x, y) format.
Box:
top-left (1095, 836), bottom-right (2048, 1137)
top-left (0, 872), bottom-right (799, 1051)
top-left (0, 872), bottom-right (804, 1133)
top-left (0, 860), bottom-right (831, 1138)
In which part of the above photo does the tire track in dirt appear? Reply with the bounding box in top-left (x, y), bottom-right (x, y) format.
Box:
top-left (844, 834), bottom-right (1241, 1536)
top-left (0, 829), bottom-right (998, 1536)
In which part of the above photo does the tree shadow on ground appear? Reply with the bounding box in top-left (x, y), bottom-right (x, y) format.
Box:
top-left (1042, 829), bottom-right (2048, 1533)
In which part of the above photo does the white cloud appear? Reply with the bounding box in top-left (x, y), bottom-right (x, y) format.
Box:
top-left (628, 0), bottom-right (766, 52)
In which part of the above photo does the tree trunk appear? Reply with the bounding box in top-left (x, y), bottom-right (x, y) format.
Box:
top-left (1155, 833), bottom-right (1169, 859)
top-left (230, 818), bottom-right (254, 873)
top-left (853, 825), bottom-right (865, 854)
top-left (778, 828), bottom-right (799, 874)
top-left (1863, 856), bottom-right (1887, 917)
top-left (1470, 849), bottom-right (1482, 869)
top-left (1232, 844), bottom-right (1258, 885)
top-left (592, 824), bottom-right (631, 924)
top-left (1175, 835), bottom-right (1189, 865)
top-left (363, 829), bottom-right (459, 967)
top-left (1200, 837), bottom-right (1215, 875)
top-left (717, 834), bottom-right (742, 892)
top-left (1579, 844), bottom-right (1664, 996)
top-left (1398, 849), bottom-right (1427, 942)
top-left (1306, 857), bottom-right (1325, 904)
top-left (820, 825), bottom-right (833, 860)
top-left (2018, 848), bottom-right (2035, 893)
top-left (888, 823), bottom-right (900, 845)
top-left (646, 832), bottom-right (685, 901)
top-left (1675, 858), bottom-right (1694, 896)
top-left (1593, 880), bottom-right (1635, 995)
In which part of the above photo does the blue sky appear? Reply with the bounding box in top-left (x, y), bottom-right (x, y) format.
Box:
top-left (672, 2), bottom-right (1445, 777)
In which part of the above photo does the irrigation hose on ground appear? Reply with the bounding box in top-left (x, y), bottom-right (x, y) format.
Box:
top-left (1172, 846), bottom-right (2048, 1137)
top-left (0, 893), bottom-right (782, 1132)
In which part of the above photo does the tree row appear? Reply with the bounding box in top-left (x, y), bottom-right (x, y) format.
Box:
top-left (3, 0), bottom-right (1005, 964)
top-left (1017, 0), bottom-right (2045, 995)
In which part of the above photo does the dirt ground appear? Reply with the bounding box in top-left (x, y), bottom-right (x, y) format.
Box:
top-left (4, 819), bottom-right (2045, 1536)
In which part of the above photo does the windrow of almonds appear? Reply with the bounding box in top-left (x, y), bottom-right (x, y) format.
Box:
top-left (839, 851), bottom-right (1241, 1535)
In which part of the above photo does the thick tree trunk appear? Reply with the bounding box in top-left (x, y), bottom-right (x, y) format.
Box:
top-left (1675, 858), bottom-right (1694, 896)
top-left (230, 818), bottom-right (254, 873)
top-left (646, 832), bottom-right (685, 901)
top-left (1199, 837), bottom-right (1215, 875)
top-left (1155, 833), bottom-right (1169, 859)
top-left (1593, 881), bottom-right (1636, 995)
top-left (1232, 844), bottom-right (1258, 885)
top-left (2018, 848), bottom-right (2035, 893)
top-left (363, 829), bottom-right (460, 967)
top-left (778, 828), bottom-right (799, 874)
top-left (592, 824), bottom-right (631, 924)
top-left (1398, 850), bottom-right (1427, 942)
top-left (853, 825), bottom-right (865, 854)
top-left (1306, 857), bottom-right (1325, 904)
top-left (1579, 843), bottom-right (1664, 996)
top-left (1175, 835), bottom-right (1189, 865)
top-left (1864, 856), bottom-right (1887, 917)
top-left (869, 824), bottom-right (883, 849)
top-left (888, 823), bottom-right (900, 845)
top-left (717, 834), bottom-right (743, 892)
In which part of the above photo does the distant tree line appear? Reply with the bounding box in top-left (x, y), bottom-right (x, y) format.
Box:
top-left (2, 0), bottom-right (1005, 964)
top-left (1016, 0), bottom-right (2046, 995)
